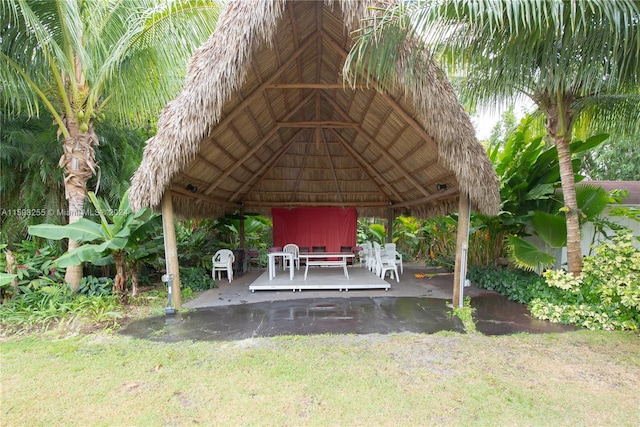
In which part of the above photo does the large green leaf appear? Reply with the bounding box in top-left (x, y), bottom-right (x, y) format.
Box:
top-left (570, 134), bottom-right (609, 154)
top-left (87, 192), bottom-right (112, 237)
top-left (576, 184), bottom-right (611, 221)
top-left (507, 235), bottom-right (556, 272)
top-left (107, 237), bottom-right (129, 251)
top-left (92, 254), bottom-right (115, 266)
top-left (0, 272), bottom-right (18, 288)
top-left (113, 216), bottom-right (134, 238)
top-left (530, 211), bottom-right (567, 248)
top-left (55, 244), bottom-right (105, 267)
top-left (524, 184), bottom-right (555, 201)
top-left (29, 219), bottom-right (105, 242)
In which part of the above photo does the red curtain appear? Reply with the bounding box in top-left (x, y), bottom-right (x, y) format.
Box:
top-left (272, 207), bottom-right (357, 252)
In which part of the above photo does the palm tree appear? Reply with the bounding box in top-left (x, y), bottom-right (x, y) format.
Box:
top-left (345, 0), bottom-right (640, 275)
top-left (0, 112), bottom-right (66, 245)
top-left (1, 0), bottom-right (221, 289)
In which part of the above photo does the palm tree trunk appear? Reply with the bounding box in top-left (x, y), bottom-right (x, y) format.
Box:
top-left (61, 119), bottom-right (98, 290)
top-left (555, 136), bottom-right (582, 275)
top-left (543, 95), bottom-right (582, 276)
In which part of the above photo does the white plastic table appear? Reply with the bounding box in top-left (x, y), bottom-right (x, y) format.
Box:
top-left (267, 251), bottom-right (294, 280)
top-left (299, 252), bottom-right (354, 280)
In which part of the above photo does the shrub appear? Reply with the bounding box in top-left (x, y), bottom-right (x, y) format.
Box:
top-left (77, 276), bottom-right (114, 297)
top-left (1, 240), bottom-right (64, 289)
top-left (530, 233), bottom-right (640, 331)
top-left (467, 265), bottom-right (557, 304)
top-left (179, 266), bottom-right (216, 292)
top-left (0, 278), bottom-right (121, 331)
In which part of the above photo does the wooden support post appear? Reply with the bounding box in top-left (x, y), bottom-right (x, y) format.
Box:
top-left (161, 192), bottom-right (181, 309)
top-left (239, 208), bottom-right (246, 250)
top-left (387, 206), bottom-right (394, 243)
top-left (453, 192), bottom-right (471, 308)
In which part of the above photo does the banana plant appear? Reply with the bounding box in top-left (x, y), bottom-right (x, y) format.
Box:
top-left (29, 190), bottom-right (161, 298)
top-left (483, 116), bottom-right (611, 271)
top-left (508, 183), bottom-right (612, 271)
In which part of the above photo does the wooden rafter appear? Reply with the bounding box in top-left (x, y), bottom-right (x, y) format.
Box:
top-left (266, 83), bottom-right (355, 89)
top-left (231, 129), bottom-right (307, 202)
top-left (276, 121), bottom-right (359, 128)
top-left (290, 130), bottom-right (311, 202)
top-left (392, 186), bottom-right (459, 208)
top-left (321, 95), bottom-right (433, 198)
top-left (203, 94), bottom-right (313, 196)
top-left (287, 2), bottom-right (303, 83)
top-left (330, 129), bottom-right (402, 201)
top-left (322, 130), bottom-right (343, 203)
top-left (171, 185), bottom-right (242, 208)
top-left (319, 28), bottom-right (440, 153)
top-left (316, 3), bottom-right (323, 81)
top-left (211, 34), bottom-right (319, 133)
top-left (244, 200), bottom-right (391, 208)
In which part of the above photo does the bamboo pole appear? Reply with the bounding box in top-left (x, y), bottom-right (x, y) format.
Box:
top-left (161, 192), bottom-right (182, 309)
top-left (453, 193), bottom-right (471, 308)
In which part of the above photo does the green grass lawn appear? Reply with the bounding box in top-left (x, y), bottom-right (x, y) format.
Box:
top-left (2, 330), bottom-right (639, 426)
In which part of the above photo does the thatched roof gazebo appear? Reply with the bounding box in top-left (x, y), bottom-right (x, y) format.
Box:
top-left (130, 0), bottom-right (500, 308)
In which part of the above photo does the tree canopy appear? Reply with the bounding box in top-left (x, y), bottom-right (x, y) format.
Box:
top-left (345, 0), bottom-right (640, 275)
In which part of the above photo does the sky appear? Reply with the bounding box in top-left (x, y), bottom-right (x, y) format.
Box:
top-left (470, 100), bottom-right (536, 140)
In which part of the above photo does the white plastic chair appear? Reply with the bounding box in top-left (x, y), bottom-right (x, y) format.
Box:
top-left (372, 242), bottom-right (386, 275)
top-left (212, 249), bottom-right (235, 282)
top-left (384, 243), bottom-right (403, 275)
top-left (282, 243), bottom-right (300, 270)
top-left (364, 241), bottom-right (375, 271)
top-left (375, 244), bottom-right (399, 282)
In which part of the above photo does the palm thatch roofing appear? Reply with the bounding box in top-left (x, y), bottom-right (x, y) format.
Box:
top-left (130, 0), bottom-right (500, 219)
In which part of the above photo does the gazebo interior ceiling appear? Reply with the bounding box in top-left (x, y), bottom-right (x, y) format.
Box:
top-left (169, 1), bottom-right (460, 218)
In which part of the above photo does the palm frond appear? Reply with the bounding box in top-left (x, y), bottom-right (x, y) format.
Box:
top-left (506, 235), bottom-right (556, 272)
top-left (347, 0), bottom-right (640, 121)
top-left (92, 0), bottom-right (223, 125)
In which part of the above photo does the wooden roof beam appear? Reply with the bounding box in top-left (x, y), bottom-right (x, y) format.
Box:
top-left (171, 186), bottom-right (242, 208)
top-left (289, 131), bottom-right (311, 202)
top-left (322, 130), bottom-right (344, 203)
top-left (276, 121), bottom-right (358, 128)
top-left (266, 83), bottom-right (360, 89)
top-left (392, 186), bottom-right (459, 208)
top-left (319, 29), bottom-right (440, 153)
top-left (203, 94), bottom-right (315, 196)
top-left (287, 2), bottom-right (304, 83)
top-left (244, 200), bottom-right (391, 208)
top-left (213, 34), bottom-right (320, 131)
top-left (231, 129), bottom-right (307, 202)
top-left (322, 95), bottom-right (433, 199)
top-left (330, 129), bottom-right (402, 201)
top-left (315, 3), bottom-right (323, 81)
top-left (354, 125), bottom-right (433, 198)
